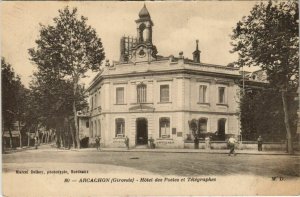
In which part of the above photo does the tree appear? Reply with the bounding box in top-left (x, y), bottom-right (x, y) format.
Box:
top-left (231, 1), bottom-right (299, 154)
top-left (29, 7), bottom-right (105, 148)
top-left (240, 88), bottom-right (297, 141)
top-left (29, 66), bottom-right (87, 148)
top-left (1, 57), bottom-right (27, 148)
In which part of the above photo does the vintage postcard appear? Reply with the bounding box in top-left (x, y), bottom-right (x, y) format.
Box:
top-left (1, 1), bottom-right (299, 196)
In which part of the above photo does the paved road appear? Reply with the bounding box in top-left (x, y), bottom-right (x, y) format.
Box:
top-left (3, 149), bottom-right (300, 177)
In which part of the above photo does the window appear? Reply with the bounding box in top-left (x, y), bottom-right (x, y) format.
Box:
top-left (86, 121), bottom-right (89, 128)
top-left (218, 87), bottom-right (226, 104)
top-left (217, 119), bottom-right (226, 141)
top-left (199, 85), bottom-right (207, 103)
top-left (137, 84), bottom-right (147, 103)
top-left (115, 118), bottom-right (125, 137)
top-left (116, 87), bottom-right (124, 104)
top-left (198, 118), bottom-right (207, 133)
top-left (159, 117), bottom-right (170, 138)
top-left (160, 85), bottom-right (169, 102)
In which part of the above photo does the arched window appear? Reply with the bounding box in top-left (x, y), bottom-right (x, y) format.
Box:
top-left (217, 118), bottom-right (226, 140)
top-left (159, 117), bottom-right (170, 138)
top-left (198, 118), bottom-right (208, 133)
top-left (115, 118), bottom-right (125, 137)
top-left (139, 23), bottom-right (146, 42)
top-left (137, 84), bottom-right (147, 103)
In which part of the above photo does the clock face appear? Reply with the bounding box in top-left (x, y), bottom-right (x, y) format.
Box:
top-left (138, 47), bottom-right (146, 58)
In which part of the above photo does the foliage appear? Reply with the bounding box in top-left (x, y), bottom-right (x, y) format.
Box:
top-left (28, 7), bottom-right (105, 78)
top-left (231, 1), bottom-right (299, 90)
top-left (240, 88), bottom-right (298, 141)
top-left (1, 57), bottom-right (28, 148)
top-left (28, 67), bottom-right (87, 148)
top-left (28, 7), bottom-right (105, 148)
top-left (188, 119), bottom-right (198, 138)
top-left (231, 1), bottom-right (298, 153)
top-left (1, 58), bottom-right (28, 128)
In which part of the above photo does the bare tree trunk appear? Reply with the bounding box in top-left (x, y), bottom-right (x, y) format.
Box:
top-left (69, 119), bottom-right (76, 148)
top-left (60, 125), bottom-right (64, 148)
top-left (18, 121), bottom-right (22, 148)
top-left (27, 132), bottom-right (30, 147)
top-left (8, 128), bottom-right (13, 149)
top-left (73, 78), bottom-right (80, 149)
top-left (281, 90), bottom-right (293, 154)
top-left (56, 125), bottom-right (61, 148)
top-left (45, 132), bottom-right (48, 143)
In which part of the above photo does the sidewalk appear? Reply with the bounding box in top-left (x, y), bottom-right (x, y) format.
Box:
top-left (74, 147), bottom-right (300, 156)
top-left (5, 144), bottom-right (299, 156)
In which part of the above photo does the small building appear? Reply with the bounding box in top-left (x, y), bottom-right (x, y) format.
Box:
top-left (2, 121), bottom-right (23, 148)
top-left (82, 5), bottom-right (242, 148)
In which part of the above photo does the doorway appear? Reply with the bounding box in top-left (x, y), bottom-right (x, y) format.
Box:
top-left (217, 118), bottom-right (226, 141)
top-left (136, 118), bottom-right (148, 145)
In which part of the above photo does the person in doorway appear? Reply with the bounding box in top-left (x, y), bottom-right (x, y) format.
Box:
top-left (95, 136), bottom-right (100, 151)
top-left (228, 136), bottom-right (237, 156)
top-left (257, 136), bottom-right (263, 151)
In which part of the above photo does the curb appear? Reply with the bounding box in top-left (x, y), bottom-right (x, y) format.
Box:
top-left (4, 146), bottom-right (299, 156)
top-left (74, 148), bottom-right (300, 156)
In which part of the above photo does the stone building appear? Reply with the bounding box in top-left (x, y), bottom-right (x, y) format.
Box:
top-left (82, 5), bottom-right (241, 148)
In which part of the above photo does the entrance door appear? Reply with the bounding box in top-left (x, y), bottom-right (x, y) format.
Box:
top-left (136, 118), bottom-right (148, 145)
top-left (217, 118), bottom-right (226, 141)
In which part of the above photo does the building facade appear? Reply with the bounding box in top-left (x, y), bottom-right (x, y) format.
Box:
top-left (81, 5), bottom-right (242, 148)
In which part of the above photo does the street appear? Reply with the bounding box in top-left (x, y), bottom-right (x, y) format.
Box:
top-left (3, 148), bottom-right (300, 177)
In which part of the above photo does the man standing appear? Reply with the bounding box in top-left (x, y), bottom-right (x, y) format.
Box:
top-left (257, 136), bottom-right (263, 151)
top-left (124, 136), bottom-right (129, 150)
top-left (228, 136), bottom-right (237, 156)
top-left (95, 136), bottom-right (100, 151)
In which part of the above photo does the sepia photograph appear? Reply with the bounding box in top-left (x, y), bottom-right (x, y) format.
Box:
top-left (1, 1), bottom-right (299, 196)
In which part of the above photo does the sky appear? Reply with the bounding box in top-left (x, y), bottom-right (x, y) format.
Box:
top-left (1, 1), bottom-right (259, 88)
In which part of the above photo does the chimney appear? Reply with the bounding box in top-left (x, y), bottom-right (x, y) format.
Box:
top-left (192, 40), bottom-right (201, 63)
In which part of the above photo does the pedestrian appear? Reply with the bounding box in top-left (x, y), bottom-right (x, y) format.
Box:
top-left (205, 136), bottom-right (211, 149)
top-left (257, 135), bottom-right (263, 151)
top-left (34, 136), bottom-right (38, 149)
top-left (149, 137), bottom-right (155, 149)
top-left (227, 136), bottom-right (237, 156)
top-left (95, 136), bottom-right (100, 151)
top-left (124, 136), bottom-right (129, 150)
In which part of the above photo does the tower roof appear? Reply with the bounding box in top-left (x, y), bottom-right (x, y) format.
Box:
top-left (139, 4), bottom-right (150, 18)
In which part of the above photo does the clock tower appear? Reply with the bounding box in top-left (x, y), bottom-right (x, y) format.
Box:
top-left (130, 4), bottom-right (157, 63)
